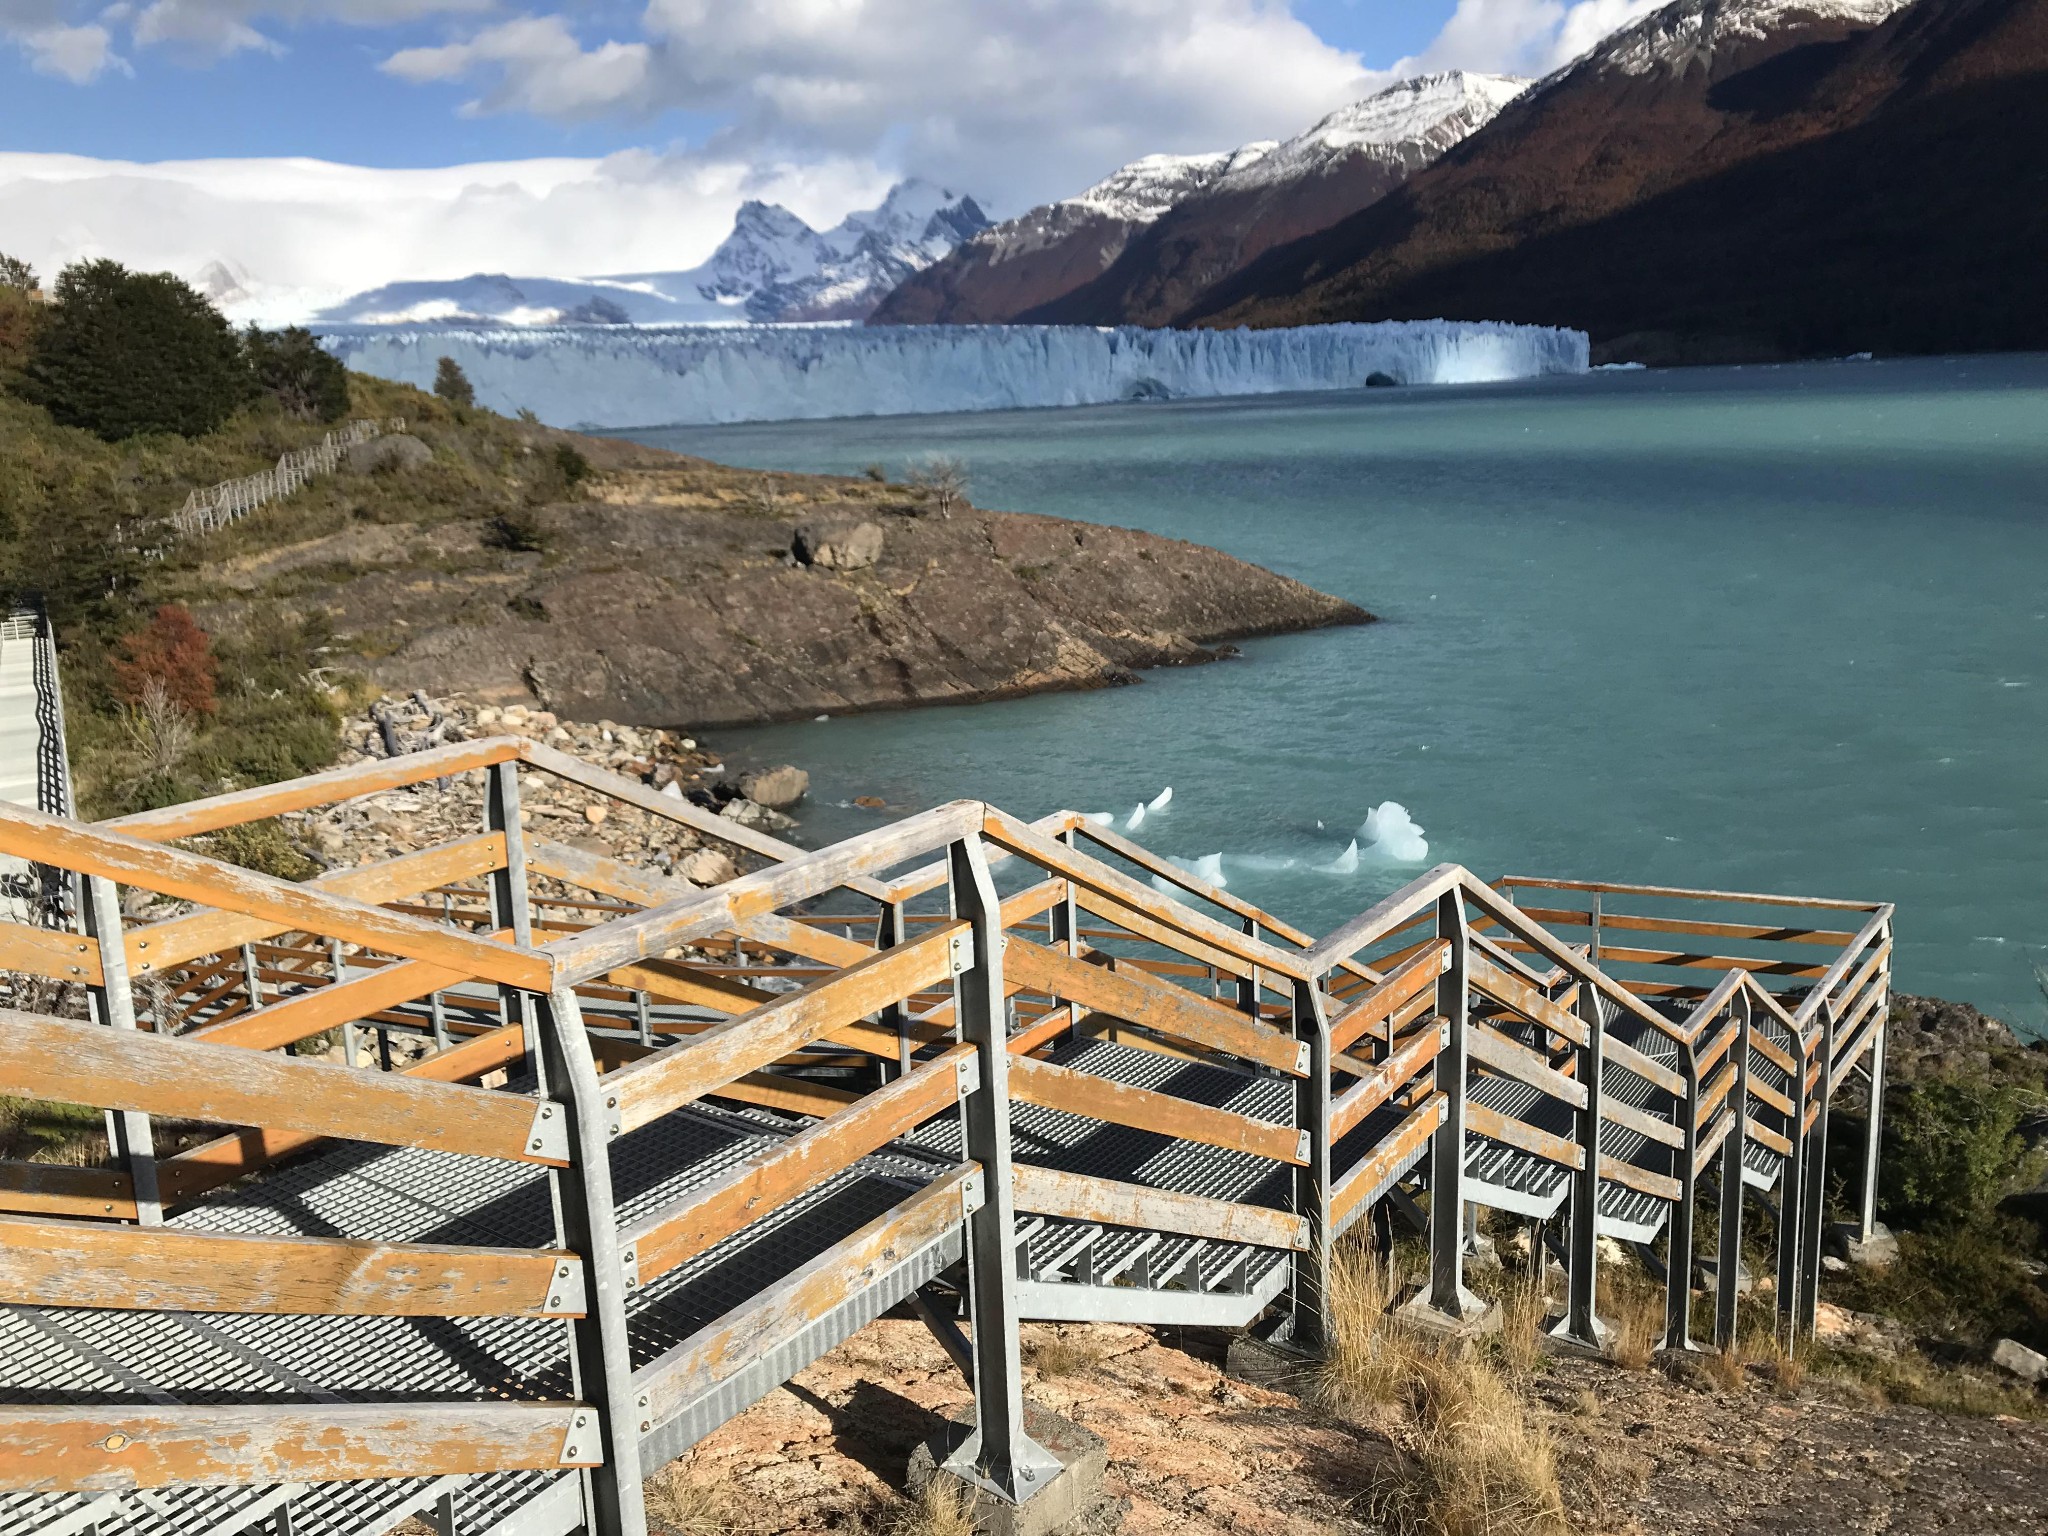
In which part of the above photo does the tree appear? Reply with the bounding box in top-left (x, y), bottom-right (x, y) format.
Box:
top-left (0, 253), bottom-right (35, 293)
top-left (245, 325), bottom-right (349, 422)
top-left (903, 453), bottom-right (969, 517)
top-left (111, 604), bottom-right (218, 718)
top-left (22, 261), bottom-right (250, 440)
top-left (433, 356), bottom-right (475, 408)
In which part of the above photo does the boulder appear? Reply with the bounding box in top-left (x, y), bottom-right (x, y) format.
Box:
top-left (1992, 1337), bottom-right (2047, 1385)
top-left (738, 764), bottom-right (809, 809)
top-left (721, 798), bottom-right (797, 832)
top-left (792, 521), bottom-right (884, 572)
top-left (344, 434), bottom-right (433, 475)
top-left (679, 848), bottom-right (738, 885)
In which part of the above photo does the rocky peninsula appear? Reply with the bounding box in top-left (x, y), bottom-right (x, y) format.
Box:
top-left (205, 431), bottom-right (1369, 730)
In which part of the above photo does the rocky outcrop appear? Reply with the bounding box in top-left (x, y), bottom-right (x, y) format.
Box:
top-left (218, 447), bottom-right (1369, 730)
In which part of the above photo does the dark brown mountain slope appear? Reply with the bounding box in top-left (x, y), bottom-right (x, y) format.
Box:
top-left (1194, 0), bottom-right (2048, 363)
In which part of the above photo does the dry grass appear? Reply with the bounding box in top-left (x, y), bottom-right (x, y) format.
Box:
top-left (883, 1478), bottom-right (978, 1536)
top-left (1601, 1271), bottom-right (1663, 1372)
top-left (1494, 1274), bottom-right (1549, 1378)
top-left (1026, 1328), bottom-right (1098, 1379)
top-left (1743, 1330), bottom-right (1807, 1396)
top-left (644, 1468), bottom-right (744, 1535)
top-left (1701, 1346), bottom-right (1749, 1394)
top-left (1318, 1246), bottom-right (1569, 1536)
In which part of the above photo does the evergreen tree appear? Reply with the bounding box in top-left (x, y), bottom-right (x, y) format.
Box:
top-left (0, 253), bottom-right (36, 293)
top-left (245, 325), bottom-right (350, 422)
top-left (433, 356), bottom-right (475, 408)
top-left (22, 261), bottom-right (250, 440)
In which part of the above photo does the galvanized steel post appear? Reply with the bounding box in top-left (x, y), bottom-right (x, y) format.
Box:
top-left (942, 836), bottom-right (1062, 1504)
top-left (82, 874), bottom-right (161, 1226)
top-left (1555, 983), bottom-right (1606, 1347)
top-left (1664, 1041), bottom-right (1701, 1352)
top-left (1286, 975), bottom-right (1334, 1351)
top-left (1715, 990), bottom-right (1751, 1352)
top-left (1424, 889), bottom-right (1484, 1320)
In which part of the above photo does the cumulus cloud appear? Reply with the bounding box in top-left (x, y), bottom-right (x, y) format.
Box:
top-left (2, 0), bottom-right (491, 65)
top-left (1418, 0), bottom-right (1669, 76)
top-left (383, 0), bottom-right (1386, 213)
top-left (0, 1), bottom-right (124, 78)
top-left (0, 147), bottom-right (893, 319)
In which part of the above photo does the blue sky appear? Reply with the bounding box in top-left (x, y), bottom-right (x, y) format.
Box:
top-left (0, 1), bottom-right (1660, 310)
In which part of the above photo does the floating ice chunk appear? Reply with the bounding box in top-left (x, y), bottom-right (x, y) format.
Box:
top-left (1190, 852), bottom-right (1224, 888)
top-left (1083, 811), bottom-right (1115, 826)
top-left (1148, 787), bottom-right (1174, 812)
top-left (1125, 803), bottom-right (1147, 832)
top-left (1320, 839), bottom-right (1361, 875)
top-left (1360, 801), bottom-right (1428, 863)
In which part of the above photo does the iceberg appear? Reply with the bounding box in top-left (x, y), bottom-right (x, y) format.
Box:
top-left (319, 320), bottom-right (1589, 430)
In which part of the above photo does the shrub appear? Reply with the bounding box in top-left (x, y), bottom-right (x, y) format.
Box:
top-left (902, 453), bottom-right (968, 516)
top-left (23, 260), bottom-right (250, 440)
top-left (111, 604), bottom-right (217, 717)
top-left (1881, 1074), bottom-right (2044, 1228)
top-left (553, 442), bottom-right (591, 486)
top-left (433, 356), bottom-right (475, 408)
top-left (245, 326), bottom-right (349, 422)
top-left (0, 288), bottom-right (41, 376)
top-left (484, 507), bottom-right (549, 552)
top-left (0, 253), bottom-right (35, 292)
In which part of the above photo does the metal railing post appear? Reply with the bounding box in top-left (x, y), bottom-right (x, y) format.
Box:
top-left (876, 898), bottom-right (911, 1079)
top-left (1858, 995), bottom-right (1888, 1244)
top-left (1238, 916), bottom-right (1262, 1018)
top-left (1423, 890), bottom-right (1483, 1320)
top-left (1797, 1001), bottom-right (1835, 1338)
top-left (1285, 976), bottom-right (1333, 1351)
top-left (942, 835), bottom-right (1061, 1504)
top-left (82, 875), bottom-right (161, 1225)
top-left (485, 761), bottom-right (535, 1056)
top-left (1715, 990), bottom-right (1751, 1352)
top-left (532, 987), bottom-right (647, 1536)
top-left (1776, 1019), bottom-right (1810, 1342)
top-left (1554, 983), bottom-right (1605, 1347)
top-left (1664, 1037), bottom-right (1701, 1352)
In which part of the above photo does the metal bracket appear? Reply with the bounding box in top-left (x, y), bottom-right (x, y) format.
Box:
top-left (955, 1052), bottom-right (980, 1099)
top-left (959, 1165), bottom-right (987, 1220)
top-left (1440, 946), bottom-right (1455, 974)
top-left (525, 1100), bottom-right (571, 1162)
top-left (540, 1257), bottom-right (588, 1317)
top-left (1295, 1129), bottom-right (1312, 1164)
top-left (618, 1245), bottom-right (642, 1290)
top-left (1294, 1040), bottom-right (1312, 1075)
top-left (634, 1390), bottom-right (653, 1437)
top-left (557, 1408), bottom-right (600, 1466)
top-left (947, 925), bottom-right (976, 978)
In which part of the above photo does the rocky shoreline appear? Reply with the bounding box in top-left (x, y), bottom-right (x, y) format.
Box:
top-left (210, 434), bottom-right (1370, 731)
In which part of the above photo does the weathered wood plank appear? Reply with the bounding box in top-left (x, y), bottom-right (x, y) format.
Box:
top-left (1466, 1023), bottom-right (1588, 1111)
top-left (0, 922), bottom-right (101, 986)
top-left (1601, 1095), bottom-right (1685, 1151)
top-left (1467, 1103), bottom-right (1584, 1171)
top-left (1008, 1054), bottom-right (1306, 1166)
top-left (638, 1166), bottom-right (976, 1424)
top-left (0, 1215), bottom-right (577, 1317)
top-left (1331, 1093), bottom-right (1447, 1226)
top-left (1332, 1022), bottom-right (1447, 1141)
top-left (0, 1400), bottom-right (595, 1491)
top-left (1002, 940), bottom-right (1304, 1077)
top-left (524, 839), bottom-right (696, 910)
top-left (189, 954), bottom-right (473, 1052)
top-left (131, 834), bottom-right (506, 971)
top-left (101, 737), bottom-right (523, 843)
top-left (1600, 1155), bottom-right (1682, 1203)
top-left (604, 924), bottom-right (964, 1133)
top-left (1591, 944), bottom-right (1829, 979)
top-left (625, 1046), bottom-right (970, 1284)
top-left (1011, 1163), bottom-right (1307, 1252)
top-left (0, 1007), bottom-right (564, 1167)
top-left (1468, 952), bottom-right (1589, 1048)
top-left (1602, 1035), bottom-right (1688, 1098)
top-left (0, 1161), bottom-right (136, 1221)
top-left (1495, 875), bottom-right (1882, 913)
top-left (1328, 942), bottom-right (1446, 1055)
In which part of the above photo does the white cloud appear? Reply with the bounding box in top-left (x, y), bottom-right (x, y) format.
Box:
top-left (1417, 0), bottom-right (1669, 77)
top-left (1, 0), bottom-right (492, 66)
top-left (382, 0), bottom-right (1388, 213)
top-left (0, 147), bottom-right (892, 320)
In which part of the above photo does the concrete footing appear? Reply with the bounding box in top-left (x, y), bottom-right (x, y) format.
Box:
top-left (1826, 1221), bottom-right (1899, 1269)
top-left (1540, 1312), bottom-right (1614, 1357)
top-left (908, 1404), bottom-right (1114, 1536)
top-left (1396, 1292), bottom-right (1502, 1342)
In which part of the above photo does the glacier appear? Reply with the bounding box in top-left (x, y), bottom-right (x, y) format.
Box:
top-left (321, 320), bottom-right (1589, 430)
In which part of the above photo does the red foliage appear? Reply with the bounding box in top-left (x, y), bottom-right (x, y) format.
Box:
top-left (112, 604), bottom-right (218, 717)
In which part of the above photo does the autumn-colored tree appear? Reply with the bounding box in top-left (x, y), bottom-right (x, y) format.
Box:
top-left (112, 605), bottom-right (218, 717)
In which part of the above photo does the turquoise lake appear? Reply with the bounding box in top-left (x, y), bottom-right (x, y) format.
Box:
top-left (625, 355), bottom-right (2048, 1036)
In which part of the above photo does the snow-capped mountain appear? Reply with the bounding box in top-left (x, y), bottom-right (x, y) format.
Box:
top-left (317, 180), bottom-right (989, 328)
top-left (1193, 0), bottom-right (2038, 365)
top-left (870, 71), bottom-right (1527, 327)
top-left (1594, 0), bottom-right (1915, 75)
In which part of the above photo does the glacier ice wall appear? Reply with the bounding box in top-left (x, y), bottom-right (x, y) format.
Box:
top-left (321, 320), bottom-right (1589, 430)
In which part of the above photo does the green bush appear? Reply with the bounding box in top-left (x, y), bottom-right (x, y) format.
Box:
top-left (1881, 1074), bottom-right (2045, 1228)
top-left (245, 326), bottom-right (349, 423)
top-left (0, 253), bottom-right (35, 292)
top-left (21, 260), bottom-right (250, 440)
top-left (195, 819), bottom-right (317, 881)
top-left (554, 443), bottom-right (591, 486)
top-left (484, 507), bottom-right (549, 552)
top-left (433, 356), bottom-right (475, 408)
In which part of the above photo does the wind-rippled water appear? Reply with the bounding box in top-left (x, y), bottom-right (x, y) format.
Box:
top-left (625, 355), bottom-right (2048, 1035)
